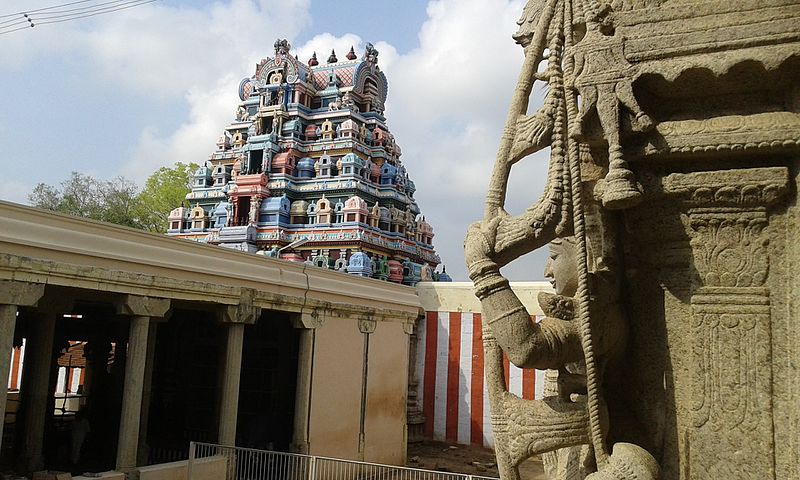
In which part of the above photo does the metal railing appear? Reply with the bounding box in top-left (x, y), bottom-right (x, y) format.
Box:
top-left (188, 442), bottom-right (499, 480)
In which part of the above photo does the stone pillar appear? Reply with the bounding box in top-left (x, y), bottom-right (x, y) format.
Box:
top-left (357, 317), bottom-right (376, 459)
top-left (137, 320), bottom-right (160, 466)
top-left (0, 281), bottom-right (44, 454)
top-left (290, 311), bottom-right (323, 454)
top-left (662, 167), bottom-right (789, 478)
top-left (20, 293), bottom-right (69, 473)
top-left (217, 293), bottom-right (260, 445)
top-left (404, 319), bottom-right (426, 443)
top-left (114, 295), bottom-right (170, 472)
top-left (219, 322), bottom-right (244, 445)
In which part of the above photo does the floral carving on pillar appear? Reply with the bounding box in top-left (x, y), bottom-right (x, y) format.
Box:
top-left (688, 211), bottom-right (769, 289)
top-left (664, 167), bottom-right (789, 478)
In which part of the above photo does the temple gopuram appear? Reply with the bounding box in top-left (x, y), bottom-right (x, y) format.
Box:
top-left (167, 40), bottom-right (446, 285)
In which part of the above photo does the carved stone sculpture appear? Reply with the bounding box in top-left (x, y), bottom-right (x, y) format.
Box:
top-left (466, 0), bottom-right (799, 479)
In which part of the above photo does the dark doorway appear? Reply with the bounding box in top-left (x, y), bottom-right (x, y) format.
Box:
top-left (237, 198), bottom-right (251, 226)
top-left (236, 313), bottom-right (299, 451)
top-left (145, 309), bottom-right (222, 463)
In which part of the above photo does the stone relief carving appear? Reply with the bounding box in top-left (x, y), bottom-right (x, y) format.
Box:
top-left (662, 167), bottom-right (789, 479)
top-left (465, 0), bottom-right (659, 478)
top-left (684, 210), bottom-right (775, 477)
top-left (467, 0), bottom-right (798, 476)
top-left (358, 317), bottom-right (377, 334)
top-left (568, 15), bottom-right (654, 210)
top-left (639, 113), bottom-right (800, 156)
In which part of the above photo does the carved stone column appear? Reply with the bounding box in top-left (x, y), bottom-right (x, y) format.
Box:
top-left (20, 292), bottom-right (71, 473)
top-left (404, 319), bottom-right (425, 443)
top-left (217, 293), bottom-right (260, 445)
top-left (664, 167), bottom-right (789, 478)
top-left (113, 295), bottom-right (170, 472)
top-left (0, 281), bottom-right (44, 454)
top-left (357, 317), bottom-right (376, 459)
top-left (290, 310), bottom-right (323, 454)
top-left (137, 320), bottom-right (161, 466)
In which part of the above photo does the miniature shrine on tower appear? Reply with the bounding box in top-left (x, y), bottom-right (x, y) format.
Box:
top-left (167, 40), bottom-right (448, 285)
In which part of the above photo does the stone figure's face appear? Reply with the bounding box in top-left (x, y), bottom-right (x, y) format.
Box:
top-left (544, 239), bottom-right (578, 297)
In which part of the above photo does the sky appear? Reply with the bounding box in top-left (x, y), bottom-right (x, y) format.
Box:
top-left (0, 0), bottom-right (550, 282)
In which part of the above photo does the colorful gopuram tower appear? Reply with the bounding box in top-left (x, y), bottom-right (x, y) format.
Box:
top-left (167, 39), bottom-right (446, 285)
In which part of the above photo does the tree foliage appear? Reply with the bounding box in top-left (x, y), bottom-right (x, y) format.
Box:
top-left (134, 162), bottom-right (198, 233)
top-left (28, 163), bottom-right (197, 233)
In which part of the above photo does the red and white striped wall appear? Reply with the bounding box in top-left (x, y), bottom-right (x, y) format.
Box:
top-left (7, 340), bottom-right (25, 391)
top-left (416, 310), bottom-right (546, 448)
top-left (7, 340), bottom-right (85, 394)
top-left (55, 364), bottom-right (84, 394)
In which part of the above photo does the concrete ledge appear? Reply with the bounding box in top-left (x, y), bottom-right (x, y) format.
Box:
top-left (138, 456), bottom-right (227, 480)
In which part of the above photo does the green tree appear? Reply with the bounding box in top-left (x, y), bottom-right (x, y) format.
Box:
top-left (103, 176), bottom-right (142, 228)
top-left (28, 162), bottom-right (197, 232)
top-left (134, 162), bottom-right (198, 233)
top-left (29, 172), bottom-right (141, 227)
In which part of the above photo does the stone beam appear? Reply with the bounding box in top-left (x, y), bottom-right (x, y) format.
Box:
top-left (114, 294), bottom-right (171, 319)
top-left (0, 280), bottom-right (45, 307)
top-left (217, 289), bottom-right (261, 325)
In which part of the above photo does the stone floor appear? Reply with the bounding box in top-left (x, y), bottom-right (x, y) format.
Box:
top-left (407, 441), bottom-right (547, 479)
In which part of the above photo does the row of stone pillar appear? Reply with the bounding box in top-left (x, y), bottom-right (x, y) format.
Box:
top-left (0, 281), bottom-right (312, 476)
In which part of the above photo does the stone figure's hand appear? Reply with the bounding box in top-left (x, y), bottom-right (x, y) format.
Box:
top-left (464, 215), bottom-right (503, 280)
top-left (557, 367), bottom-right (587, 402)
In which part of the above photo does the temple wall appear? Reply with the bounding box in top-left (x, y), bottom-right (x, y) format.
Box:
top-left (308, 316), bottom-right (412, 464)
top-left (0, 201), bottom-right (420, 473)
top-left (364, 321), bottom-right (409, 465)
top-left (308, 316), bottom-right (365, 459)
top-left (414, 282), bottom-right (551, 448)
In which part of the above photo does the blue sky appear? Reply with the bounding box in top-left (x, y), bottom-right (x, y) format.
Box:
top-left (0, 0), bottom-right (549, 281)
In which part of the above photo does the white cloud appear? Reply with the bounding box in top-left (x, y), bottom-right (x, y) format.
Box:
top-left (1, 0), bottom-right (551, 281)
top-left (80, 0), bottom-right (312, 97)
top-left (375, 0), bottom-right (548, 280)
top-left (101, 0), bottom-right (314, 179)
top-left (0, 178), bottom-right (33, 205)
top-left (122, 75), bottom-right (242, 180)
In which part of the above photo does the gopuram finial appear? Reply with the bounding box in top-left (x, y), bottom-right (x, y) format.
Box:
top-left (363, 42), bottom-right (379, 65)
top-left (273, 38), bottom-right (291, 56)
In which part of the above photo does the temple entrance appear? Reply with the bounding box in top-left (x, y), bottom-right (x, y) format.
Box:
top-left (236, 312), bottom-right (299, 451)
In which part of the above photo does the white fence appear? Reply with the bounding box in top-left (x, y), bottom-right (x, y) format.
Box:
top-left (188, 442), bottom-right (499, 480)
